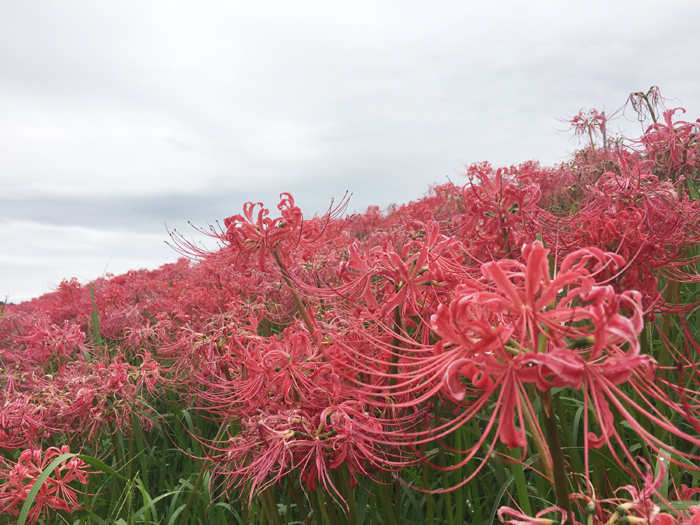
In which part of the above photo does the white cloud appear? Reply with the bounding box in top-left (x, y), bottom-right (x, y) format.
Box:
top-left (1, 0), bottom-right (699, 300)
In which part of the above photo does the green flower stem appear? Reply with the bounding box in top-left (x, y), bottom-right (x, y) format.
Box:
top-left (263, 486), bottom-right (283, 525)
top-left (179, 420), bottom-right (229, 525)
top-left (520, 388), bottom-right (554, 481)
top-left (507, 446), bottom-right (533, 518)
top-left (438, 446), bottom-right (455, 525)
top-left (377, 480), bottom-right (399, 525)
top-left (336, 465), bottom-right (356, 523)
top-left (422, 461), bottom-right (435, 525)
top-left (541, 389), bottom-right (573, 525)
top-left (287, 479), bottom-right (311, 525)
top-left (314, 486), bottom-right (333, 525)
top-left (272, 250), bottom-right (315, 335)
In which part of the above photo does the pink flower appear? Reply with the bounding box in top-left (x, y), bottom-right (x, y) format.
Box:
top-left (498, 505), bottom-right (567, 525)
top-left (0, 446), bottom-right (92, 525)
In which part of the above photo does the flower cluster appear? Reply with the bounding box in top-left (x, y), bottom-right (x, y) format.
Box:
top-left (0, 446), bottom-right (91, 525)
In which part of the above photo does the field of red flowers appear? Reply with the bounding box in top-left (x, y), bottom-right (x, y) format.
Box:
top-left (2, 88), bottom-right (700, 525)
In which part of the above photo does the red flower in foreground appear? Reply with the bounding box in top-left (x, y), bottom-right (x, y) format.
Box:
top-left (0, 446), bottom-right (91, 525)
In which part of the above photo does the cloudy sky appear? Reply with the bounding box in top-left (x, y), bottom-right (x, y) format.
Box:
top-left (1, 1), bottom-right (699, 302)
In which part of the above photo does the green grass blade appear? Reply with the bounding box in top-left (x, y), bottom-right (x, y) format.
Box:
top-left (17, 453), bottom-right (77, 525)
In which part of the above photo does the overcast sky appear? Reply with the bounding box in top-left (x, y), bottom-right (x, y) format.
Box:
top-left (1, 1), bottom-right (699, 302)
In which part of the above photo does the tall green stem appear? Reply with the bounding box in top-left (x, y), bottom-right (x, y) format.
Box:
top-left (272, 250), bottom-right (315, 335)
top-left (376, 479), bottom-right (399, 525)
top-left (541, 390), bottom-right (573, 525)
top-left (422, 461), bottom-right (435, 525)
top-left (180, 421), bottom-right (229, 525)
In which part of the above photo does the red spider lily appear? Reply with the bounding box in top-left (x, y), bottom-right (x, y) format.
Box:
top-left (505, 459), bottom-right (699, 525)
top-left (184, 322), bottom-right (329, 419)
top-left (0, 446), bottom-right (92, 525)
top-left (498, 505), bottom-right (567, 525)
top-left (453, 166), bottom-right (544, 259)
top-left (19, 319), bottom-right (87, 363)
top-left (0, 394), bottom-right (44, 449)
top-left (560, 165), bottom-right (700, 311)
top-left (336, 221), bottom-right (465, 320)
top-left (210, 404), bottom-right (388, 505)
top-left (687, 508), bottom-right (700, 525)
top-left (567, 108), bottom-right (608, 149)
top-left (232, 326), bottom-right (328, 411)
top-left (170, 193), bottom-right (349, 274)
top-left (640, 108), bottom-right (699, 182)
top-left (0, 348), bottom-right (159, 445)
top-left (565, 166), bottom-right (698, 264)
top-left (333, 242), bottom-right (634, 440)
top-left (603, 458), bottom-right (700, 525)
top-left (339, 239), bottom-right (700, 492)
top-left (616, 459), bottom-right (668, 524)
top-left (382, 181), bottom-right (464, 229)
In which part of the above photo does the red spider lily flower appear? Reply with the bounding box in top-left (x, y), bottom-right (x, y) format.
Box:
top-left (611, 459), bottom-right (687, 525)
top-left (338, 242), bottom-right (642, 457)
top-left (222, 200), bottom-right (286, 272)
top-left (336, 221), bottom-right (464, 319)
top-left (19, 319), bottom-right (87, 363)
top-left (0, 394), bottom-right (44, 449)
top-left (0, 446), bottom-right (92, 525)
top-left (562, 165), bottom-right (700, 311)
top-left (354, 240), bottom-right (695, 491)
top-left (170, 193), bottom-right (349, 274)
top-left (194, 324), bottom-right (328, 415)
top-left (641, 108), bottom-right (699, 181)
top-left (617, 459), bottom-right (666, 521)
top-left (211, 404), bottom-right (387, 506)
top-left (498, 505), bottom-right (567, 525)
top-left (687, 507), bottom-right (700, 525)
top-left (566, 108), bottom-right (607, 148)
top-left (453, 166), bottom-right (544, 259)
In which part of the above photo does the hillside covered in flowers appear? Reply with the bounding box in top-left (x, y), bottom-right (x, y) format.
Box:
top-left (2, 88), bottom-right (700, 525)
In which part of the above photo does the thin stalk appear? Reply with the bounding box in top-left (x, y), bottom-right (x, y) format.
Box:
top-left (554, 394), bottom-right (584, 477)
top-left (369, 492), bottom-right (378, 525)
top-left (126, 428), bottom-right (136, 520)
top-left (336, 465), bottom-right (356, 523)
top-left (307, 485), bottom-right (323, 525)
top-left (468, 474), bottom-right (484, 524)
top-left (454, 428), bottom-right (464, 523)
top-left (520, 388), bottom-right (554, 481)
top-left (259, 495), bottom-right (269, 525)
top-left (438, 447), bottom-right (455, 525)
top-left (376, 481), bottom-right (399, 525)
top-left (272, 250), bottom-right (315, 335)
top-left (284, 489), bottom-right (292, 525)
top-left (288, 481), bottom-right (310, 525)
top-left (314, 486), bottom-right (332, 525)
top-left (507, 447), bottom-right (533, 518)
top-left (179, 420), bottom-right (229, 525)
top-left (541, 390), bottom-right (573, 525)
top-left (323, 487), bottom-right (341, 525)
top-left (423, 461), bottom-right (435, 525)
top-left (263, 486), bottom-right (283, 525)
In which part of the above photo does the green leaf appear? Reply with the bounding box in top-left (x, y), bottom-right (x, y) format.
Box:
top-left (17, 452), bottom-right (125, 525)
top-left (82, 510), bottom-right (108, 525)
top-left (18, 453), bottom-right (75, 525)
top-left (76, 454), bottom-right (127, 481)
